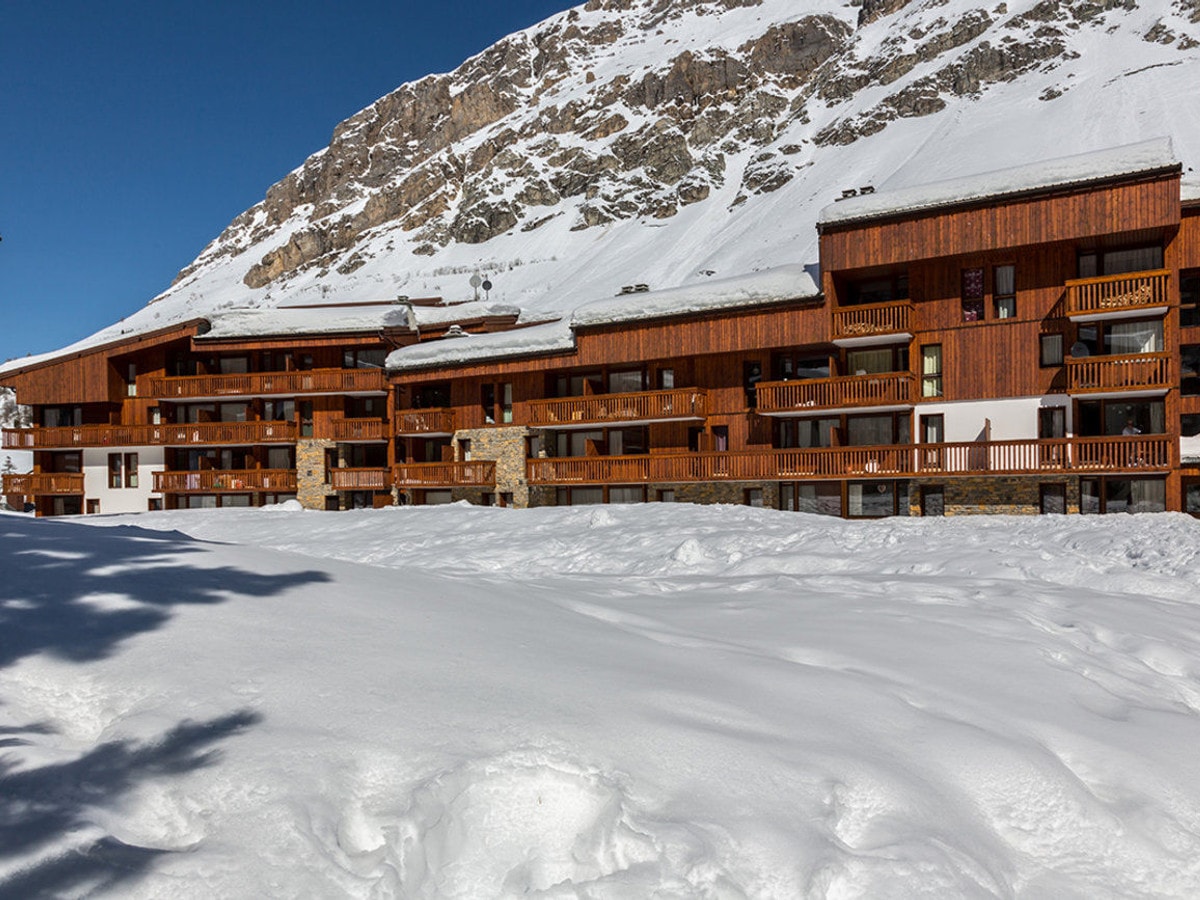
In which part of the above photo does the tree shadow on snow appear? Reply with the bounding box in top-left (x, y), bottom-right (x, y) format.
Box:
top-left (0, 516), bottom-right (330, 668)
top-left (0, 516), bottom-right (328, 895)
top-left (0, 710), bottom-right (261, 899)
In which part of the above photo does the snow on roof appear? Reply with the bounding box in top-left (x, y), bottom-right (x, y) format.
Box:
top-left (1182, 435), bottom-right (1200, 464)
top-left (569, 265), bottom-right (820, 328)
top-left (386, 318), bottom-right (573, 372)
top-left (200, 304), bottom-right (413, 340)
top-left (409, 300), bottom-right (544, 329)
top-left (818, 137), bottom-right (1180, 227)
top-left (385, 265), bottom-right (820, 373)
top-left (1183, 176), bottom-right (1200, 205)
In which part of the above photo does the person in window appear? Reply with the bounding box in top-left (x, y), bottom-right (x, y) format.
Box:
top-left (1122, 420), bottom-right (1141, 436)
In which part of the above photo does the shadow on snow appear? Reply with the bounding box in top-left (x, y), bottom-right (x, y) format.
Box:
top-left (0, 515), bottom-right (327, 895)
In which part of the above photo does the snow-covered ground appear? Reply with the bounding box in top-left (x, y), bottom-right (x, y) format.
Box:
top-left (3, 503), bottom-right (1200, 898)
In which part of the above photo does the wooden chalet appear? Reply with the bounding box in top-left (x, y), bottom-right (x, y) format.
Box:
top-left (4, 138), bottom-right (1200, 517)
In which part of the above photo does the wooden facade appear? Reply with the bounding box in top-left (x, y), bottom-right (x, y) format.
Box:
top-left (5, 149), bottom-right (1199, 517)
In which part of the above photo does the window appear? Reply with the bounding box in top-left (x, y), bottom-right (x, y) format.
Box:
top-left (777, 417), bottom-right (838, 449)
top-left (994, 265), bottom-right (1016, 318)
top-left (480, 382), bottom-right (513, 424)
top-left (847, 481), bottom-right (906, 518)
top-left (412, 382), bottom-right (451, 408)
top-left (1040, 334), bottom-right (1064, 367)
top-left (961, 268), bottom-right (984, 321)
top-left (846, 414), bottom-right (908, 446)
top-left (299, 401), bottom-right (314, 437)
top-left (743, 361), bottom-right (762, 408)
top-left (459, 439), bottom-right (472, 461)
top-left (1186, 482), bottom-right (1200, 516)
top-left (1076, 399), bottom-right (1164, 436)
top-left (1181, 346), bottom-right (1200, 396)
top-left (107, 454), bottom-right (137, 489)
top-left (711, 426), bottom-right (729, 452)
top-left (1182, 271), bottom-right (1200, 328)
top-left (1040, 484), bottom-right (1066, 515)
top-left (744, 488), bottom-right (764, 508)
top-left (607, 369), bottom-right (645, 394)
top-left (264, 399), bottom-right (295, 421)
top-left (343, 348), bottom-right (387, 369)
top-left (609, 486), bottom-right (646, 504)
top-left (126, 363), bottom-right (138, 397)
top-left (218, 356), bottom-right (248, 374)
top-left (553, 371), bottom-right (601, 397)
top-left (847, 346), bottom-right (906, 375)
top-left (86, 499), bottom-right (101, 515)
top-left (1038, 407), bottom-right (1066, 439)
top-left (1078, 245), bottom-right (1163, 278)
top-left (657, 368), bottom-right (675, 389)
top-left (771, 352), bottom-right (830, 381)
top-left (1183, 414), bottom-right (1200, 437)
top-left (656, 489), bottom-right (676, 503)
top-left (1082, 477), bottom-right (1166, 514)
top-left (781, 482), bottom-right (840, 516)
top-left (921, 345), bottom-right (943, 397)
top-left (920, 414), bottom-right (944, 444)
top-left (845, 273), bottom-right (908, 306)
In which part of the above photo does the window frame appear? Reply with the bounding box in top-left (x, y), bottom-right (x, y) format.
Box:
top-left (921, 344), bottom-right (943, 398)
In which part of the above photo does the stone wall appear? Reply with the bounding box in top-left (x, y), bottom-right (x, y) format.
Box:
top-left (907, 476), bottom-right (1080, 516)
top-left (296, 438), bottom-right (337, 510)
top-left (454, 425), bottom-right (535, 506)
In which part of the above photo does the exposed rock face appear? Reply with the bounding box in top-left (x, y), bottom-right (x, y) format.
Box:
top-left (157, 0), bottom-right (1195, 299)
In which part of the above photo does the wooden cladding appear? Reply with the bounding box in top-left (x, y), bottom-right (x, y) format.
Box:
top-left (330, 468), bottom-right (391, 490)
top-left (394, 461), bottom-right (496, 487)
top-left (3, 473), bottom-right (85, 495)
top-left (528, 435), bottom-right (1171, 484)
top-left (1065, 352), bottom-right (1171, 393)
top-left (140, 368), bottom-right (386, 399)
top-left (1064, 270), bottom-right (1170, 317)
top-left (757, 372), bottom-right (915, 414)
top-left (525, 388), bottom-right (708, 427)
top-left (321, 418), bottom-right (388, 442)
top-left (820, 174), bottom-right (1180, 271)
top-left (832, 301), bottom-right (913, 339)
top-left (154, 469), bottom-right (297, 492)
top-left (395, 408), bottom-right (456, 435)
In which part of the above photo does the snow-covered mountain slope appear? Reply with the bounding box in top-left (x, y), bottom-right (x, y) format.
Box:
top-left (37, 0), bottom-right (1200, 354)
top-left (4, 504), bottom-right (1200, 896)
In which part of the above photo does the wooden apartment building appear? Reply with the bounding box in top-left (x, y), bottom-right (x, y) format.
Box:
top-left (5, 138), bottom-right (1200, 517)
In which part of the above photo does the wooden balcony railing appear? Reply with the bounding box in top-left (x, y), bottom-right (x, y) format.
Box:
top-left (140, 367), bottom-right (387, 399)
top-left (153, 469), bottom-right (297, 493)
top-left (1064, 270), bottom-right (1170, 317)
top-left (525, 388), bottom-right (708, 427)
top-left (396, 408), bottom-right (456, 436)
top-left (3, 424), bottom-right (163, 449)
top-left (330, 467), bottom-right (392, 490)
top-left (3, 473), bottom-right (85, 495)
top-left (527, 435), bottom-right (1171, 484)
top-left (2, 421), bottom-right (298, 449)
top-left (393, 461), bottom-right (496, 487)
top-left (757, 372), bottom-right (915, 414)
top-left (833, 301), bottom-right (913, 340)
top-left (1065, 352), bottom-right (1171, 393)
top-left (322, 418), bottom-right (388, 442)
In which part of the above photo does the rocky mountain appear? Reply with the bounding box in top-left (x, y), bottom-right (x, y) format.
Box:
top-left (67, 0), bottom-right (1200, 343)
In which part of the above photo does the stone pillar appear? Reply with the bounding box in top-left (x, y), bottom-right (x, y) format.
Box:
top-left (296, 438), bottom-right (337, 510)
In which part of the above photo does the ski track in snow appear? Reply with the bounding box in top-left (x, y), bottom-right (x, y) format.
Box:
top-left (2, 504), bottom-right (1200, 897)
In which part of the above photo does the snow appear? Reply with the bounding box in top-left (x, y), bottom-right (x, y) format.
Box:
top-left (200, 304), bottom-right (412, 339)
top-left (387, 318), bottom-right (574, 372)
top-left (5, 503), bottom-right (1200, 897)
top-left (1181, 434), bottom-right (1200, 463)
top-left (1183, 176), bottom-right (1200, 204)
top-left (818, 138), bottom-right (1179, 227)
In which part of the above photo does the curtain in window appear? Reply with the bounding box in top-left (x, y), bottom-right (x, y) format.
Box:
top-left (1108, 320), bottom-right (1163, 355)
top-left (847, 348), bottom-right (893, 375)
top-left (994, 265), bottom-right (1015, 296)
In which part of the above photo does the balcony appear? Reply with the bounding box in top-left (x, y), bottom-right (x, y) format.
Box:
top-left (757, 372), bottom-right (915, 416)
top-left (1064, 270), bottom-right (1170, 320)
top-left (396, 408), bottom-right (456, 436)
top-left (330, 468), bottom-right (392, 491)
top-left (139, 367), bottom-right (387, 400)
top-left (526, 435), bottom-right (1171, 485)
top-left (394, 461), bottom-right (496, 487)
top-left (2, 421), bottom-right (298, 449)
top-left (153, 469), bottom-right (297, 493)
top-left (3, 473), bottom-right (85, 495)
top-left (321, 418), bottom-right (389, 442)
top-left (157, 421), bottom-right (298, 446)
top-left (1065, 352), bottom-right (1170, 395)
top-left (833, 301), bottom-right (913, 345)
top-left (3, 424), bottom-right (164, 450)
top-left (525, 388), bottom-right (708, 429)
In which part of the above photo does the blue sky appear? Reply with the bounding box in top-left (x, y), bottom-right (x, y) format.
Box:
top-left (0, 1), bottom-right (576, 364)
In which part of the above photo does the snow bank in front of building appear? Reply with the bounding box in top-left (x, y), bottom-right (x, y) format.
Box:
top-left (3, 505), bottom-right (1200, 897)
